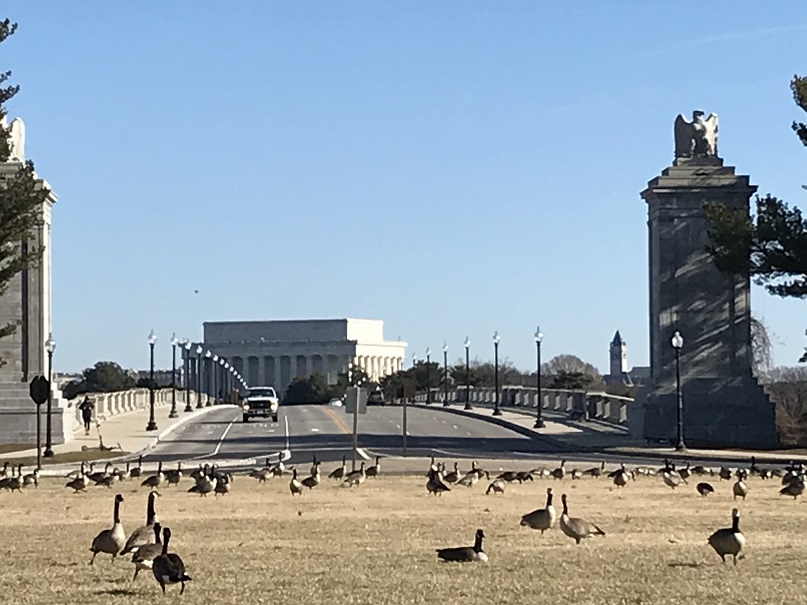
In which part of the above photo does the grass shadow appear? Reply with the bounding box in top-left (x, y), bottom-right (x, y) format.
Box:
top-left (97, 588), bottom-right (139, 596)
top-left (667, 561), bottom-right (704, 568)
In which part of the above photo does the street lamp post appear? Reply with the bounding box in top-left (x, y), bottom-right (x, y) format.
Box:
top-left (492, 331), bottom-right (501, 416)
top-left (169, 334), bottom-right (178, 418)
top-left (43, 333), bottom-right (56, 458)
top-left (146, 330), bottom-right (158, 431)
top-left (412, 353), bottom-right (417, 400)
top-left (671, 330), bottom-right (686, 452)
top-left (219, 357), bottom-right (226, 402)
top-left (464, 337), bottom-right (472, 410)
top-left (212, 354), bottom-right (219, 405)
top-left (205, 350), bottom-right (213, 406)
top-left (196, 345), bottom-right (203, 409)
top-left (183, 340), bottom-right (193, 412)
top-left (534, 327), bottom-right (544, 428)
top-left (425, 347), bottom-right (431, 404)
top-left (442, 342), bottom-right (449, 406)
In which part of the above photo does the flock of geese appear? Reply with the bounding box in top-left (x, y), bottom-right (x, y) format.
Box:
top-left (6, 451), bottom-right (804, 582)
top-left (414, 454), bottom-right (801, 564)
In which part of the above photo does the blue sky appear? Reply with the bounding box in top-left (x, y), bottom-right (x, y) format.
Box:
top-left (4, 3), bottom-right (806, 374)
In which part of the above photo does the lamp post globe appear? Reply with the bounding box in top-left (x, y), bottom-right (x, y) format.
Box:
top-left (168, 334), bottom-right (179, 418)
top-left (533, 327), bottom-right (544, 428)
top-left (463, 337), bottom-right (472, 410)
top-left (492, 331), bottom-right (502, 416)
top-left (146, 330), bottom-right (159, 431)
top-left (43, 333), bottom-right (56, 457)
top-left (671, 330), bottom-right (686, 452)
top-left (442, 342), bottom-right (449, 407)
top-left (183, 340), bottom-right (193, 412)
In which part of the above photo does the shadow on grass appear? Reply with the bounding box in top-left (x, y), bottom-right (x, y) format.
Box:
top-left (667, 561), bottom-right (704, 568)
top-left (97, 588), bottom-right (140, 597)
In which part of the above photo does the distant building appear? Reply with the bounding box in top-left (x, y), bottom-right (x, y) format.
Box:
top-left (184, 318), bottom-right (407, 395)
top-left (603, 331), bottom-right (650, 387)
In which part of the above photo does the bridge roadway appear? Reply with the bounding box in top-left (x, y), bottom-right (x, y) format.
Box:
top-left (141, 402), bottom-right (558, 466)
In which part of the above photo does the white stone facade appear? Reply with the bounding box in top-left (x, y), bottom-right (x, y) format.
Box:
top-left (196, 319), bottom-right (406, 394)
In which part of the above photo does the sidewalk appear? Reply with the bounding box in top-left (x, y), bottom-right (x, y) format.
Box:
top-left (415, 402), bottom-right (807, 466)
top-left (0, 403), bottom-right (224, 469)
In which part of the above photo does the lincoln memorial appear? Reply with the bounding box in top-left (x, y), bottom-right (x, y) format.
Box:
top-left (191, 318), bottom-right (407, 394)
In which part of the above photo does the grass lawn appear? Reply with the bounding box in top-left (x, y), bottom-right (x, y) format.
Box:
top-left (0, 448), bottom-right (129, 467)
top-left (0, 467), bottom-right (801, 604)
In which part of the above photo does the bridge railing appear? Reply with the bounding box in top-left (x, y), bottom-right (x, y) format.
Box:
top-left (66, 388), bottom-right (210, 435)
top-left (415, 386), bottom-right (633, 426)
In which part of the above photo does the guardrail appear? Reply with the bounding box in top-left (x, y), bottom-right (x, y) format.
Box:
top-left (66, 388), bottom-right (210, 434)
top-left (414, 386), bottom-right (633, 426)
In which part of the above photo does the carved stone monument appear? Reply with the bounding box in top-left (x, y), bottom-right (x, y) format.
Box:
top-left (0, 117), bottom-right (73, 445)
top-left (631, 111), bottom-right (779, 448)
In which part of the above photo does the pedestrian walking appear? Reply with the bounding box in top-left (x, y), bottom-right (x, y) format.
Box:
top-left (78, 396), bottom-right (94, 435)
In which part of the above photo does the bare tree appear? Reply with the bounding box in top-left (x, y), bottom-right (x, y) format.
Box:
top-left (541, 354), bottom-right (602, 381)
top-left (750, 315), bottom-right (773, 377)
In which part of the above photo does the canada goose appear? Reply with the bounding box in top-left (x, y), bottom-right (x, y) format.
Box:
top-left (708, 508), bottom-right (745, 565)
top-left (129, 456), bottom-right (143, 480)
top-left (130, 523), bottom-right (163, 583)
top-left (678, 461), bottom-right (691, 482)
top-left (289, 469), bottom-right (303, 496)
top-left (189, 464), bottom-right (206, 482)
top-left (426, 469), bottom-right (451, 496)
top-left (66, 462), bottom-right (90, 493)
top-left (0, 461), bottom-right (8, 477)
top-left (141, 461), bottom-right (164, 489)
top-left (551, 460), bottom-right (566, 481)
top-left (90, 494), bottom-right (126, 564)
top-left (5, 465), bottom-right (23, 492)
top-left (427, 456), bottom-right (440, 476)
top-left (366, 456), bottom-right (381, 479)
top-left (583, 461), bottom-right (606, 478)
top-left (515, 471), bottom-right (534, 483)
top-left (485, 479), bottom-right (506, 495)
top-left (733, 478), bottom-right (748, 501)
top-left (98, 473), bottom-right (120, 489)
top-left (120, 491), bottom-right (160, 556)
top-left (690, 464), bottom-right (709, 476)
top-left (559, 494), bottom-right (605, 544)
top-left (344, 462), bottom-right (366, 487)
top-left (152, 527), bottom-right (192, 595)
top-left (328, 456), bottom-right (347, 480)
top-left (309, 455), bottom-right (319, 477)
top-left (250, 466), bottom-right (272, 483)
top-left (301, 464), bottom-right (321, 490)
top-left (613, 466), bottom-right (630, 488)
top-left (497, 470), bottom-right (519, 483)
top-left (22, 467), bottom-right (38, 489)
top-left (520, 488), bottom-right (556, 534)
top-left (779, 480), bottom-right (805, 499)
top-left (662, 471), bottom-right (684, 490)
top-left (436, 528), bottom-right (488, 563)
top-left (443, 462), bottom-right (461, 484)
top-left (469, 461), bottom-right (487, 479)
top-left (697, 482), bottom-right (715, 497)
top-left (164, 462), bottom-right (183, 486)
top-left (719, 466), bottom-right (733, 481)
top-left (457, 472), bottom-right (479, 488)
top-left (214, 473), bottom-right (232, 496)
top-left (187, 474), bottom-right (217, 497)
top-left (570, 469), bottom-right (583, 481)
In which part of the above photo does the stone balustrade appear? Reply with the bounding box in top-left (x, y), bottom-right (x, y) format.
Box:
top-left (66, 388), bottom-right (210, 435)
top-left (415, 386), bottom-right (633, 426)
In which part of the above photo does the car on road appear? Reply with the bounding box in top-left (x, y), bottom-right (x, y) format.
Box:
top-left (241, 386), bottom-right (280, 423)
top-left (327, 397), bottom-right (343, 407)
top-left (367, 389), bottom-right (385, 406)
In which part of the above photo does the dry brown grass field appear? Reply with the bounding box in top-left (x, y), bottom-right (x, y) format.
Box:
top-left (0, 468), bottom-right (805, 605)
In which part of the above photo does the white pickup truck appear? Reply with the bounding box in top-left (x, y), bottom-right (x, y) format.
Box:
top-left (241, 386), bottom-right (280, 423)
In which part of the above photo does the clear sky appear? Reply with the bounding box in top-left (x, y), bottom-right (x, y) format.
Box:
top-left (3, 2), bottom-right (806, 375)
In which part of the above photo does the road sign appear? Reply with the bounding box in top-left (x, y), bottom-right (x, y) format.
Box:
top-left (344, 387), bottom-right (367, 415)
top-left (29, 375), bottom-right (49, 406)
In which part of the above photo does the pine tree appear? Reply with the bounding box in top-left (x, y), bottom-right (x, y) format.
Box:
top-left (0, 18), bottom-right (50, 346)
top-left (705, 75), bottom-right (807, 301)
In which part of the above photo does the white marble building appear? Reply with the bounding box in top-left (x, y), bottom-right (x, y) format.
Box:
top-left (196, 318), bottom-right (406, 394)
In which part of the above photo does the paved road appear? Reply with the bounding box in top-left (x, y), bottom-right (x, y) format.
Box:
top-left (141, 402), bottom-right (559, 467)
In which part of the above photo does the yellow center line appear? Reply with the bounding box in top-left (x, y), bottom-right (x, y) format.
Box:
top-left (321, 406), bottom-right (355, 438)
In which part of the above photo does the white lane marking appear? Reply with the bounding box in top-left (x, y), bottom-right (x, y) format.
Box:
top-left (355, 448), bottom-right (371, 460)
top-left (282, 414), bottom-right (291, 461)
top-left (466, 432), bottom-right (472, 436)
top-left (452, 425), bottom-right (458, 429)
top-left (192, 414), bottom-right (239, 460)
top-left (311, 428), bottom-right (320, 432)
top-left (442, 420), bottom-right (447, 424)
top-left (395, 424), bottom-right (401, 429)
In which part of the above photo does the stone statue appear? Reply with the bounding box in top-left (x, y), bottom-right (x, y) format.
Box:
top-left (0, 115), bottom-right (25, 162)
top-left (674, 110), bottom-right (718, 159)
